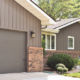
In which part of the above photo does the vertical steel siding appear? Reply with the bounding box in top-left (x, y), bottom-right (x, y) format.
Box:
top-left (0, 0), bottom-right (41, 47)
top-left (56, 23), bottom-right (80, 50)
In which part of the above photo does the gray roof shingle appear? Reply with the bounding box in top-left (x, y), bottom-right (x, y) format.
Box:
top-left (47, 18), bottom-right (80, 29)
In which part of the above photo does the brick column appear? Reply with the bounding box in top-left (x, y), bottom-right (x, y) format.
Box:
top-left (27, 47), bottom-right (43, 72)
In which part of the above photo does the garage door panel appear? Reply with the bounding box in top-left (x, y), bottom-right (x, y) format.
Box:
top-left (0, 30), bottom-right (26, 73)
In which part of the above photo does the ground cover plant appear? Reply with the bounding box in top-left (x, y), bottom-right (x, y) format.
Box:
top-left (64, 72), bottom-right (80, 78)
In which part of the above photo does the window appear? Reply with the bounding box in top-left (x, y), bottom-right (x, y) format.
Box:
top-left (47, 35), bottom-right (50, 49)
top-left (42, 34), bottom-right (56, 50)
top-left (42, 34), bottom-right (45, 49)
top-left (68, 36), bottom-right (74, 50)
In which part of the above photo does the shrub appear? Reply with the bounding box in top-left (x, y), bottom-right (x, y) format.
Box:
top-left (56, 63), bottom-right (65, 68)
top-left (56, 63), bottom-right (68, 74)
top-left (63, 67), bottom-right (68, 73)
top-left (42, 39), bottom-right (46, 55)
top-left (57, 66), bottom-right (68, 74)
top-left (78, 60), bottom-right (80, 65)
top-left (74, 58), bottom-right (79, 66)
top-left (57, 67), bottom-right (63, 74)
top-left (47, 53), bottom-right (75, 70)
top-left (74, 58), bottom-right (80, 66)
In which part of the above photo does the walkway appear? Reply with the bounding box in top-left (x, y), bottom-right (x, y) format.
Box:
top-left (0, 72), bottom-right (79, 80)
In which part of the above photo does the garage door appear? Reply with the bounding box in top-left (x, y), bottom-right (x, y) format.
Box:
top-left (0, 30), bottom-right (26, 73)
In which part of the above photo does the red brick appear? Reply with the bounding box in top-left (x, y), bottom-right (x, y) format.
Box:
top-left (27, 47), bottom-right (43, 72)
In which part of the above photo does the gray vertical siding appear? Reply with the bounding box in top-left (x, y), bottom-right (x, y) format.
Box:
top-left (56, 22), bottom-right (80, 50)
top-left (0, 0), bottom-right (41, 47)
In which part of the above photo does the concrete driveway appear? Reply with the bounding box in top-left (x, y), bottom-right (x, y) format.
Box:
top-left (0, 72), bottom-right (79, 80)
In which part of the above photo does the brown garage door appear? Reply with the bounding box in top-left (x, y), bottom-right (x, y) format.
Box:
top-left (0, 30), bottom-right (26, 73)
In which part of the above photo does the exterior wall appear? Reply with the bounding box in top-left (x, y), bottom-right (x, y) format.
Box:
top-left (0, 0), bottom-right (43, 72)
top-left (56, 23), bottom-right (80, 51)
top-left (0, 0), bottom-right (41, 47)
top-left (43, 23), bottom-right (80, 68)
top-left (27, 47), bottom-right (43, 72)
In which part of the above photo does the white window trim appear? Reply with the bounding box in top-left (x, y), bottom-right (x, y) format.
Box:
top-left (42, 33), bottom-right (56, 50)
top-left (68, 36), bottom-right (74, 50)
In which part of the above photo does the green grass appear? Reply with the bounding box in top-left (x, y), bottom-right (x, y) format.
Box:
top-left (64, 72), bottom-right (80, 78)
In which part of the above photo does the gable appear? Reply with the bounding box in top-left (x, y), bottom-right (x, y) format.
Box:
top-left (15, 0), bottom-right (56, 25)
top-left (59, 22), bottom-right (80, 33)
top-left (0, 0), bottom-right (41, 32)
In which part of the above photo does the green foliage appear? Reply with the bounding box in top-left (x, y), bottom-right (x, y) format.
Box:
top-left (41, 36), bottom-right (47, 55)
top-left (56, 63), bottom-right (68, 74)
top-left (74, 58), bottom-right (79, 66)
top-left (42, 39), bottom-right (45, 49)
top-left (74, 58), bottom-right (80, 65)
top-left (37, 0), bottom-right (80, 20)
top-left (78, 59), bottom-right (80, 65)
top-left (78, 61), bottom-right (80, 65)
top-left (57, 67), bottom-right (68, 74)
top-left (47, 54), bottom-right (75, 70)
top-left (56, 63), bottom-right (66, 68)
top-left (64, 72), bottom-right (80, 78)
top-left (63, 67), bottom-right (68, 73)
top-left (57, 67), bottom-right (64, 74)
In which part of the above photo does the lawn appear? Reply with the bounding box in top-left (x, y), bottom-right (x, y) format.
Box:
top-left (64, 72), bottom-right (80, 78)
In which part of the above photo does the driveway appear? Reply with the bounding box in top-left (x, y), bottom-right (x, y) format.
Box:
top-left (0, 72), bottom-right (79, 80)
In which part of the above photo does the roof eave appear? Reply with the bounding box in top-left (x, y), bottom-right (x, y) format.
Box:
top-left (15, 0), bottom-right (56, 26)
top-left (55, 18), bottom-right (80, 30)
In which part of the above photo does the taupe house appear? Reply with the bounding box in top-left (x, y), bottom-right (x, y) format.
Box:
top-left (42, 18), bottom-right (80, 57)
top-left (0, 0), bottom-right (56, 73)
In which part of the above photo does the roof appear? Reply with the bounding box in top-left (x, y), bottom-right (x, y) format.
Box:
top-left (14, 0), bottom-right (56, 26)
top-left (47, 18), bottom-right (80, 30)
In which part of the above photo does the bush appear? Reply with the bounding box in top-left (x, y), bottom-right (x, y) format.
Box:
top-left (63, 67), bottom-right (68, 73)
top-left (56, 63), bottom-right (65, 68)
top-left (78, 60), bottom-right (80, 65)
top-left (57, 67), bottom-right (63, 74)
top-left (42, 39), bottom-right (46, 55)
top-left (74, 58), bottom-right (80, 66)
top-left (74, 58), bottom-right (79, 66)
top-left (47, 53), bottom-right (75, 70)
top-left (57, 66), bottom-right (68, 74)
top-left (56, 63), bottom-right (68, 74)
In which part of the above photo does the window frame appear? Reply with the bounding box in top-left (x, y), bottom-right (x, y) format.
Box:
top-left (68, 36), bottom-right (74, 50)
top-left (42, 33), bottom-right (56, 50)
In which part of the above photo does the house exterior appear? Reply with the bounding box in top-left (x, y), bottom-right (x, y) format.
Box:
top-left (42, 18), bottom-right (80, 58)
top-left (0, 0), bottom-right (56, 73)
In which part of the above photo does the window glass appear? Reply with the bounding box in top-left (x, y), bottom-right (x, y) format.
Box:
top-left (69, 38), bottom-right (73, 48)
top-left (42, 34), bottom-right (56, 50)
top-left (42, 34), bottom-right (45, 41)
top-left (68, 36), bottom-right (74, 49)
top-left (42, 34), bottom-right (45, 48)
top-left (51, 36), bottom-right (55, 49)
top-left (47, 35), bottom-right (50, 49)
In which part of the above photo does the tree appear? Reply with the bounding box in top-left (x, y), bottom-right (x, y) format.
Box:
top-left (37, 0), bottom-right (80, 20)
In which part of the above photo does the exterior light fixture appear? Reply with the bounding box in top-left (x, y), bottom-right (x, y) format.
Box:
top-left (31, 31), bottom-right (36, 38)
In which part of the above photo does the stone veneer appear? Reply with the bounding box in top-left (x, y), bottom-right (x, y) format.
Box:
top-left (27, 47), bottom-right (43, 72)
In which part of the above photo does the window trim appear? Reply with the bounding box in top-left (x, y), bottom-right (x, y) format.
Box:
top-left (42, 33), bottom-right (56, 50)
top-left (68, 36), bottom-right (74, 50)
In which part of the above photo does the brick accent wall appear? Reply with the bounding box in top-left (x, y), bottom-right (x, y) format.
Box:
top-left (27, 47), bottom-right (43, 72)
top-left (44, 50), bottom-right (80, 66)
